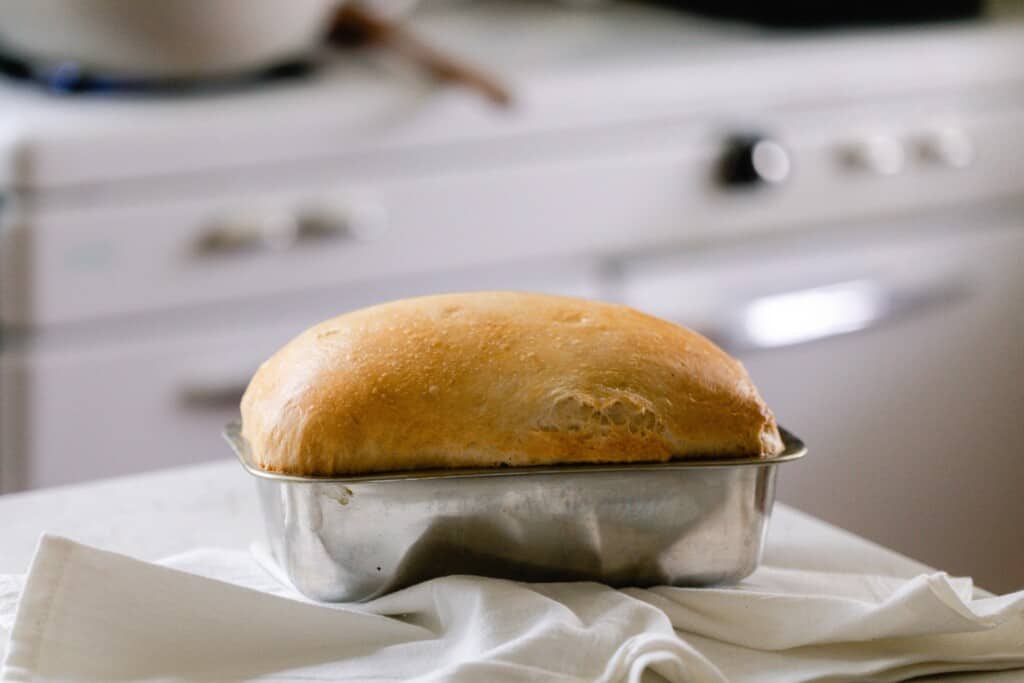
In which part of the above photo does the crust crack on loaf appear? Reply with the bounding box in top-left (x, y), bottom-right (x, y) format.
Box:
top-left (240, 291), bottom-right (784, 476)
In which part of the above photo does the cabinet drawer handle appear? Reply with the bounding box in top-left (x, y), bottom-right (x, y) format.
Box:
top-left (178, 380), bottom-right (249, 409)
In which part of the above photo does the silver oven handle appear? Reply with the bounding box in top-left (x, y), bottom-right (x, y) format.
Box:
top-left (173, 279), bottom-right (966, 407)
top-left (696, 278), bottom-right (967, 354)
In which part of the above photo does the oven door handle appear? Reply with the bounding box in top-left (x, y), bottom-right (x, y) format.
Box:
top-left (696, 277), bottom-right (968, 354)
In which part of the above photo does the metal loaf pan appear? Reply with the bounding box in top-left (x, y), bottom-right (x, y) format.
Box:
top-left (226, 422), bottom-right (806, 602)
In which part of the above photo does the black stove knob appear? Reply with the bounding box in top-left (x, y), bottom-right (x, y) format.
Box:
top-left (718, 135), bottom-right (791, 188)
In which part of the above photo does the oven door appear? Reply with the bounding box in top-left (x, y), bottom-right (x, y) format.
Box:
top-left (619, 214), bottom-right (1024, 594)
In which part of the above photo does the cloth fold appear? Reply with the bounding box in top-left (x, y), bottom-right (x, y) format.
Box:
top-left (1, 535), bottom-right (1022, 682)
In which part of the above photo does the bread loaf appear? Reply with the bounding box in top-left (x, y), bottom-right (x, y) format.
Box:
top-left (240, 292), bottom-right (783, 475)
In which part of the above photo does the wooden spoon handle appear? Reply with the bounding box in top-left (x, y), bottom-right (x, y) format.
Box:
top-left (331, 3), bottom-right (513, 108)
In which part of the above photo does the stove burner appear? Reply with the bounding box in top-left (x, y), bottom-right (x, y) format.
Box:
top-left (0, 50), bottom-right (316, 96)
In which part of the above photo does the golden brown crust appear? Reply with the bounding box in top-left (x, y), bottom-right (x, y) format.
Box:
top-left (240, 292), bottom-right (783, 476)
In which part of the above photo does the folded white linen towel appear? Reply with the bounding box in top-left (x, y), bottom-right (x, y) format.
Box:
top-left (1, 535), bottom-right (1022, 682)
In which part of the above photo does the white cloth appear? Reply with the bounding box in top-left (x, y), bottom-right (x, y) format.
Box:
top-left (1, 535), bottom-right (1023, 683)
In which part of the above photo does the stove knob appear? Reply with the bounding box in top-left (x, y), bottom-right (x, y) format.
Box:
top-left (194, 217), bottom-right (266, 255)
top-left (718, 135), bottom-right (792, 188)
top-left (195, 211), bottom-right (302, 255)
top-left (840, 135), bottom-right (905, 175)
top-left (296, 206), bottom-right (352, 241)
top-left (917, 126), bottom-right (974, 169)
top-left (298, 197), bottom-right (389, 243)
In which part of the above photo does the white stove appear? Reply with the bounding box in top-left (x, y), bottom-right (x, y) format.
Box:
top-left (1, 2), bottom-right (1023, 591)
top-left (1, 5), bottom-right (1023, 326)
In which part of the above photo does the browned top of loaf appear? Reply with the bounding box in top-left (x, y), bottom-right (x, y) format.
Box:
top-left (240, 291), bottom-right (783, 476)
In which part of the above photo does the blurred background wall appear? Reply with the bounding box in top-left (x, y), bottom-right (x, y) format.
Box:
top-left (0, 0), bottom-right (1022, 591)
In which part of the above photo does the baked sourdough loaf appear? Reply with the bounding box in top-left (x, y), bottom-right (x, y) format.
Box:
top-left (241, 292), bottom-right (783, 475)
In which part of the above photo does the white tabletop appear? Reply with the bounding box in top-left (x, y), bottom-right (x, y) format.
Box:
top-left (1, 460), bottom-right (1021, 683)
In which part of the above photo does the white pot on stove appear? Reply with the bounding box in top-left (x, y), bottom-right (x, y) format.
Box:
top-left (0, 0), bottom-right (414, 80)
